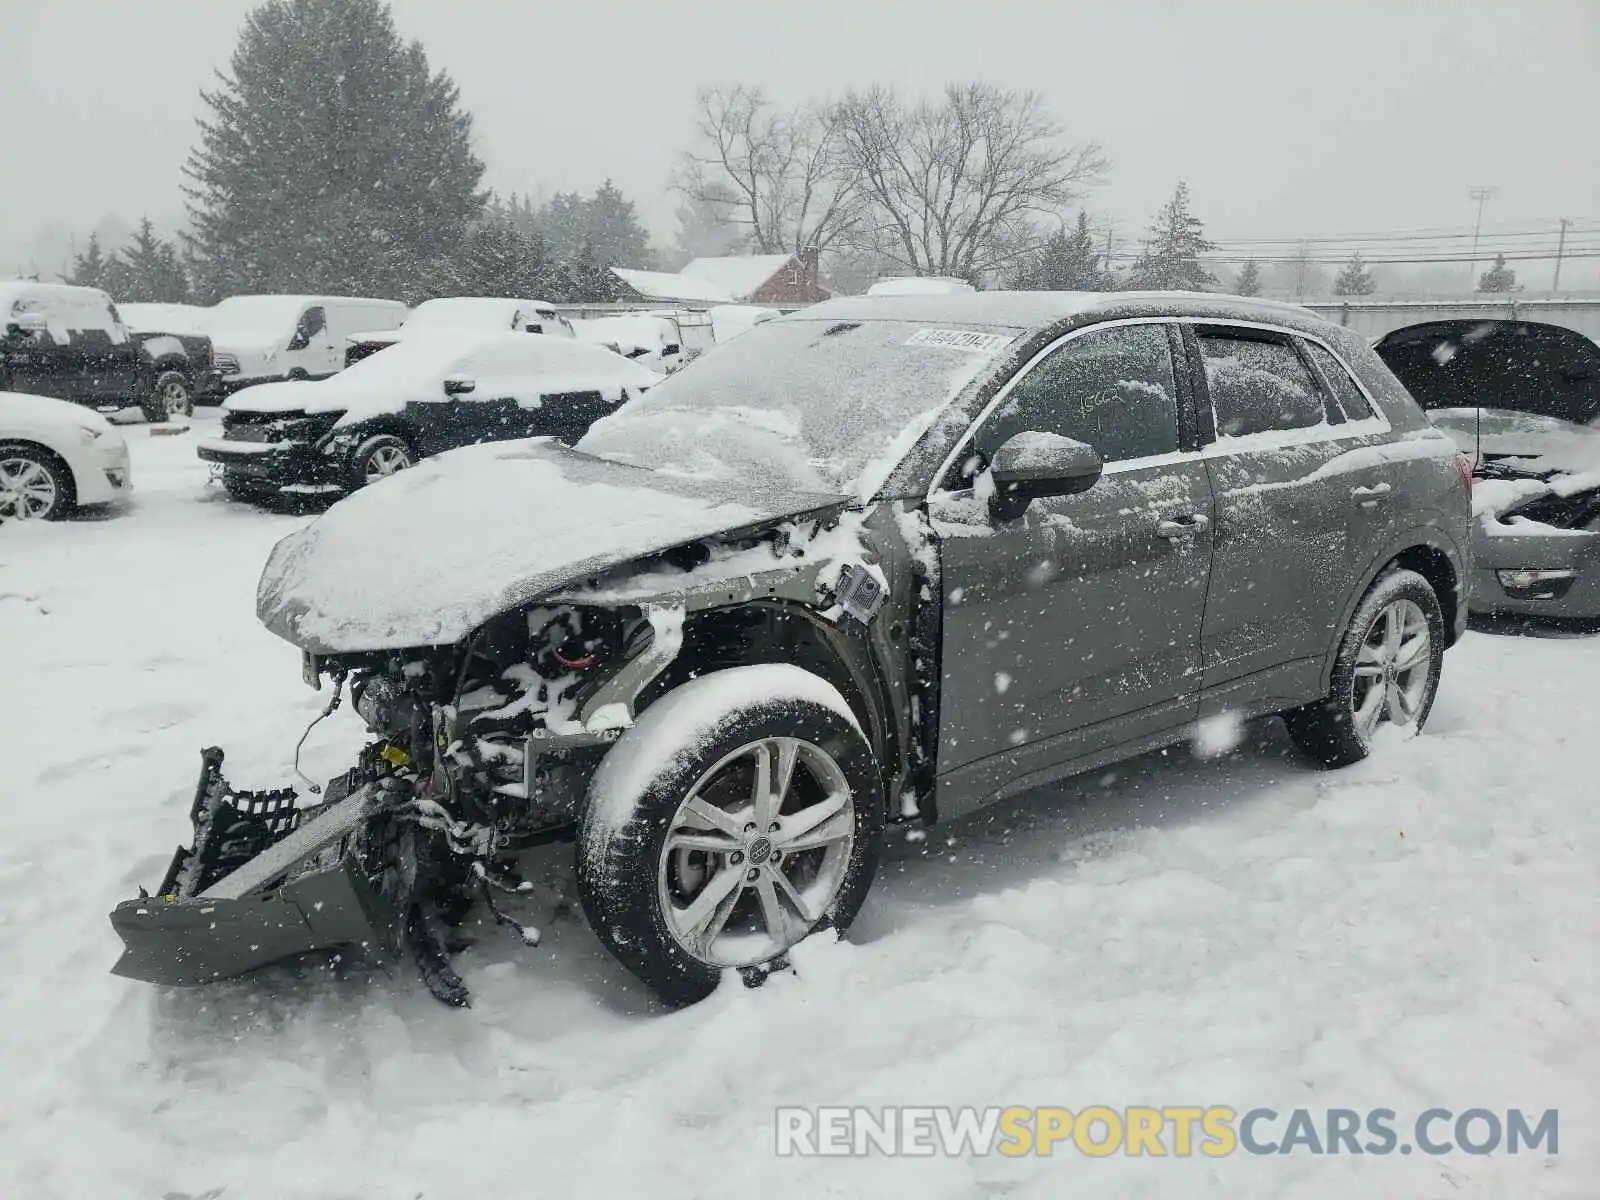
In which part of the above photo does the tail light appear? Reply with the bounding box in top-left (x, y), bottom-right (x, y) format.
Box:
top-left (1454, 451), bottom-right (1474, 493)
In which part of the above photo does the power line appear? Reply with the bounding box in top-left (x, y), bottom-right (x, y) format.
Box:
top-left (1210, 225), bottom-right (1600, 248)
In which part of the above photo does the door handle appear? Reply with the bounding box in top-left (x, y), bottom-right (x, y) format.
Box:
top-left (1156, 513), bottom-right (1211, 539)
top-left (1351, 482), bottom-right (1392, 508)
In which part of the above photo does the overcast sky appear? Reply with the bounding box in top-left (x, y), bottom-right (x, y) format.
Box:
top-left (2, 0), bottom-right (1596, 271)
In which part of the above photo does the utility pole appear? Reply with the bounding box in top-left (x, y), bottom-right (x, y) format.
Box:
top-left (1466, 185), bottom-right (1497, 288)
top-left (1552, 217), bottom-right (1572, 292)
top-left (1101, 222), bottom-right (1116, 283)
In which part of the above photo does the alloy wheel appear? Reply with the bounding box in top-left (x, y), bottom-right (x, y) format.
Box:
top-left (363, 444), bottom-right (411, 481)
top-left (1351, 598), bottom-right (1431, 736)
top-left (161, 376), bottom-right (192, 417)
top-left (657, 736), bottom-right (855, 968)
top-left (0, 456), bottom-right (59, 520)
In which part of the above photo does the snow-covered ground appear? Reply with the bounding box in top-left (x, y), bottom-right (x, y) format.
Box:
top-left (1, 416), bottom-right (1596, 1199)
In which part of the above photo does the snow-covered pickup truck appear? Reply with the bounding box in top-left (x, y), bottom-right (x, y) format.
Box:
top-left (110, 292), bottom-right (1471, 1009)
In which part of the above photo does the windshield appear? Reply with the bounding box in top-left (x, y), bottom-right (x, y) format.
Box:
top-left (205, 297), bottom-right (308, 337)
top-left (576, 317), bottom-right (1012, 495)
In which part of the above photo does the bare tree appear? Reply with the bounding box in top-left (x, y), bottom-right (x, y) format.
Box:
top-left (832, 83), bottom-right (1107, 279)
top-left (676, 86), bottom-right (860, 257)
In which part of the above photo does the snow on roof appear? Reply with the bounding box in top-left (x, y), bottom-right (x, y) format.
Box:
top-left (866, 276), bottom-right (976, 296)
top-left (802, 290), bottom-right (1331, 332)
top-left (679, 254), bottom-right (794, 300)
top-left (119, 303), bottom-right (210, 335)
top-left (612, 268), bottom-right (737, 305)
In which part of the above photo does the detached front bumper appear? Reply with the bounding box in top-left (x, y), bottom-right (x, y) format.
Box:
top-left (109, 748), bottom-right (401, 987)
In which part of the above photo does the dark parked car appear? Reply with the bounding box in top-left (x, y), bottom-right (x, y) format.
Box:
top-left (195, 328), bottom-right (662, 503)
top-left (1375, 319), bottom-right (1600, 618)
top-left (119, 303), bottom-right (224, 415)
top-left (0, 282), bottom-right (177, 422)
top-left (112, 292), bottom-right (1471, 1010)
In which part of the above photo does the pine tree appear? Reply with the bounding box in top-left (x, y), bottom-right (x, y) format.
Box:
top-left (105, 218), bottom-right (192, 302)
top-left (455, 217), bottom-right (553, 299)
top-left (69, 235), bottom-right (107, 288)
top-left (183, 0), bottom-right (486, 300)
top-left (1477, 253), bottom-right (1517, 293)
top-left (1334, 253), bottom-right (1376, 296)
top-left (584, 180), bottom-right (653, 268)
top-left (1127, 183), bottom-right (1216, 291)
top-left (1010, 211), bottom-right (1106, 290)
top-left (1235, 259), bottom-right (1263, 297)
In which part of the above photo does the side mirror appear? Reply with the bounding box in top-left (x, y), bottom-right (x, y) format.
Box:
top-left (986, 432), bottom-right (1103, 522)
top-left (443, 377), bottom-right (477, 396)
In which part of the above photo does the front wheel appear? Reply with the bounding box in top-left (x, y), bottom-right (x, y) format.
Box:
top-left (577, 666), bottom-right (884, 1007)
top-left (348, 434), bottom-right (414, 490)
top-left (1285, 567), bottom-right (1445, 767)
top-left (0, 444), bottom-right (71, 521)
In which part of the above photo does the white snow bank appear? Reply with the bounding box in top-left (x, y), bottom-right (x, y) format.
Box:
top-left (582, 664), bottom-right (859, 849)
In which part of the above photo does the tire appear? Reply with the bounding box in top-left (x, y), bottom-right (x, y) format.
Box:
top-left (577, 666), bottom-right (884, 1007)
top-left (0, 443), bottom-right (72, 521)
top-left (1285, 567), bottom-right (1445, 767)
top-left (153, 370), bottom-right (193, 419)
top-left (347, 434), bottom-right (414, 491)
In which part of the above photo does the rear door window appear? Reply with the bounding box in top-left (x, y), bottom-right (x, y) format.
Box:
top-left (1199, 332), bottom-right (1327, 437)
top-left (1304, 341), bottom-right (1374, 420)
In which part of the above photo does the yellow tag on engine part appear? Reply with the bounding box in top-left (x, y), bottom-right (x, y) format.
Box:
top-left (381, 744), bottom-right (411, 768)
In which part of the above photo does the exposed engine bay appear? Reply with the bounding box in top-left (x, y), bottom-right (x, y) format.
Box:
top-left (109, 509), bottom-right (914, 1007)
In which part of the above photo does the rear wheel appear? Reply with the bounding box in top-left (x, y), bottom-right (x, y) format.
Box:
top-left (0, 444), bottom-right (71, 521)
top-left (1285, 568), bottom-right (1445, 766)
top-left (348, 434), bottom-right (414, 490)
top-left (577, 667), bottom-right (884, 1007)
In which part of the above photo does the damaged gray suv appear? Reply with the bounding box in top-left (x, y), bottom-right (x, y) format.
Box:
top-left (111, 292), bottom-right (1472, 1008)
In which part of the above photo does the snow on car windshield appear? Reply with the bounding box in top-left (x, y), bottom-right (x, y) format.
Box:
top-left (577, 317), bottom-right (1009, 496)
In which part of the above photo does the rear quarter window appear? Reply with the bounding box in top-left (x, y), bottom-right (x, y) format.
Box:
top-left (1304, 341), bottom-right (1373, 419)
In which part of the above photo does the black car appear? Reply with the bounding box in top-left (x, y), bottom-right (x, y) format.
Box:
top-left (195, 328), bottom-right (662, 503)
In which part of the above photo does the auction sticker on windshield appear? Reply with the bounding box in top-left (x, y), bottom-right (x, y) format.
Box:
top-left (905, 328), bottom-right (1015, 353)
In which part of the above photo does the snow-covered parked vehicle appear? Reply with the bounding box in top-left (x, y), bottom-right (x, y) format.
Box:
top-left (573, 314), bottom-right (687, 372)
top-left (1375, 319), bottom-right (1600, 618)
top-left (0, 389), bottom-right (131, 521)
top-left (205, 295), bottom-right (407, 391)
top-left (110, 292), bottom-right (1471, 1008)
top-left (196, 328), bottom-right (661, 503)
top-left (343, 296), bottom-right (575, 367)
top-left (118, 302), bottom-right (223, 414)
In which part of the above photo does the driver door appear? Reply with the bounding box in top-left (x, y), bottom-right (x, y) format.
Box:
top-left (929, 321), bottom-right (1215, 819)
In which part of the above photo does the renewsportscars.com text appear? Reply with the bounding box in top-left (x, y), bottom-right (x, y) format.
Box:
top-left (775, 1106), bottom-right (1559, 1158)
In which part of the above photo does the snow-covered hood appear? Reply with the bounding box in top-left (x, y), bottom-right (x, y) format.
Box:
top-left (256, 439), bottom-right (850, 653)
top-left (211, 332), bottom-right (285, 356)
top-left (222, 379), bottom-right (329, 416)
top-left (1, 389), bottom-right (117, 435)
